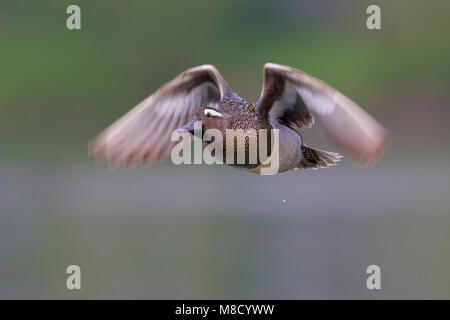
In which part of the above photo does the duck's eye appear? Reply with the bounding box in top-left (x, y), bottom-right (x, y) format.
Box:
top-left (203, 109), bottom-right (223, 117)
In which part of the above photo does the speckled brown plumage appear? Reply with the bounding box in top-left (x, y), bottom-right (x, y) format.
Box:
top-left (195, 100), bottom-right (272, 168)
top-left (223, 102), bottom-right (272, 167)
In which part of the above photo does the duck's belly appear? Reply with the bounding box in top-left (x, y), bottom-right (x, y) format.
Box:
top-left (245, 121), bottom-right (303, 174)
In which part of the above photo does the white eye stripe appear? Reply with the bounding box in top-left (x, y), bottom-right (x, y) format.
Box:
top-left (203, 109), bottom-right (223, 117)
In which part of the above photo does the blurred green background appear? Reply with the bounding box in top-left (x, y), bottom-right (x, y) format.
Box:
top-left (0, 0), bottom-right (449, 299)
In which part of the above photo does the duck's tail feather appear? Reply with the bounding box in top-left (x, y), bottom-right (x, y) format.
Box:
top-left (296, 144), bottom-right (343, 170)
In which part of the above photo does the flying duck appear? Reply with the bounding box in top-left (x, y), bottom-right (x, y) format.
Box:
top-left (89, 63), bottom-right (389, 174)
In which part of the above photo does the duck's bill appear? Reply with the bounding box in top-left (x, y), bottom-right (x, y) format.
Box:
top-left (178, 115), bottom-right (201, 135)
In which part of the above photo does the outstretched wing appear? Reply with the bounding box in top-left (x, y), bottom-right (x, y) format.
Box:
top-left (89, 65), bottom-right (229, 168)
top-left (257, 63), bottom-right (389, 164)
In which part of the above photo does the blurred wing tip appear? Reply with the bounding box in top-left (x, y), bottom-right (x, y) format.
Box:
top-left (264, 62), bottom-right (290, 71)
top-left (88, 140), bottom-right (103, 161)
top-left (356, 131), bottom-right (391, 166)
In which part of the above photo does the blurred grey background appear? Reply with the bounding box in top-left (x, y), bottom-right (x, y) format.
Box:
top-left (0, 0), bottom-right (449, 299)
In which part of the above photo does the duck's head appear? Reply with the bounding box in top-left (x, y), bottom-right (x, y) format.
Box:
top-left (181, 106), bottom-right (227, 135)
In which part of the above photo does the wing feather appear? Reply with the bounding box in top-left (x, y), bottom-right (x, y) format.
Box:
top-left (258, 63), bottom-right (389, 164)
top-left (89, 65), bottom-right (228, 168)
